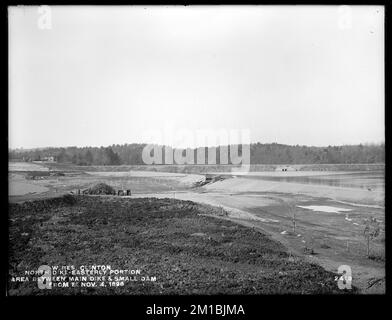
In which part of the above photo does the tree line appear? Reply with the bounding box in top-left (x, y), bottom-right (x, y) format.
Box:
top-left (9, 142), bottom-right (384, 165)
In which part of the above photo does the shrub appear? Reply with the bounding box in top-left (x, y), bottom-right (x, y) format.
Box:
top-left (83, 183), bottom-right (116, 195)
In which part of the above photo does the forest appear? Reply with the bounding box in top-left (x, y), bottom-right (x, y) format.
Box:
top-left (9, 142), bottom-right (385, 166)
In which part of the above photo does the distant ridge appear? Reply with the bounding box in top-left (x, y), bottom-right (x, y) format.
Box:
top-left (9, 142), bottom-right (385, 166)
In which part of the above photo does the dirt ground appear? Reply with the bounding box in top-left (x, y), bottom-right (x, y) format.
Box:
top-left (8, 163), bottom-right (385, 294)
top-left (8, 195), bottom-right (351, 295)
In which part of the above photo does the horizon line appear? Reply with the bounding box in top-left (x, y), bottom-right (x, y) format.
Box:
top-left (8, 140), bottom-right (385, 152)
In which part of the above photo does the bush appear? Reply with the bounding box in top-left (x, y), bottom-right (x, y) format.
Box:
top-left (83, 183), bottom-right (116, 195)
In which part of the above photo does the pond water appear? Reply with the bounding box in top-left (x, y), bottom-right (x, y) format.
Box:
top-left (249, 171), bottom-right (384, 190)
top-left (297, 205), bottom-right (352, 213)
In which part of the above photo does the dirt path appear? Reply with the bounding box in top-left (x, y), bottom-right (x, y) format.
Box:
top-left (8, 167), bottom-right (384, 293)
top-left (132, 190), bottom-right (385, 294)
top-left (226, 218), bottom-right (385, 294)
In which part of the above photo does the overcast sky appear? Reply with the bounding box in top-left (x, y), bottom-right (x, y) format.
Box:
top-left (9, 5), bottom-right (384, 149)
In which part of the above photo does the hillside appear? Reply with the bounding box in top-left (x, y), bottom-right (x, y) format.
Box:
top-left (9, 142), bottom-right (385, 166)
top-left (8, 196), bottom-right (352, 295)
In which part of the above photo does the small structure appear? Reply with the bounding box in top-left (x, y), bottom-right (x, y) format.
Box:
top-left (117, 189), bottom-right (131, 196)
top-left (275, 166), bottom-right (296, 172)
top-left (42, 156), bottom-right (56, 162)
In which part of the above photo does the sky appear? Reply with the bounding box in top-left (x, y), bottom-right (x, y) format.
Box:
top-left (8, 5), bottom-right (384, 149)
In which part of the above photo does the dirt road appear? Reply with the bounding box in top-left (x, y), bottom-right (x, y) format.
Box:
top-left (8, 164), bottom-right (385, 293)
top-left (133, 174), bottom-right (385, 294)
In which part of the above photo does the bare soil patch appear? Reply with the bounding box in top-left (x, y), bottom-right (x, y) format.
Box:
top-left (8, 196), bottom-right (351, 295)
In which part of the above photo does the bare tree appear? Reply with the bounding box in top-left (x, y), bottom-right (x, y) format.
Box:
top-left (363, 217), bottom-right (380, 258)
top-left (288, 204), bottom-right (296, 234)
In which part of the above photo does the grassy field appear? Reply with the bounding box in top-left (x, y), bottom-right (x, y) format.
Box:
top-left (8, 195), bottom-right (350, 295)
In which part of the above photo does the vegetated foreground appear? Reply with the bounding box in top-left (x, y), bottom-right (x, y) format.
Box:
top-left (8, 195), bottom-right (351, 295)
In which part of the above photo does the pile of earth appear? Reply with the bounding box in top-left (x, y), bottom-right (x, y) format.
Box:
top-left (83, 183), bottom-right (116, 195)
top-left (193, 175), bottom-right (228, 188)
